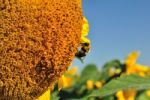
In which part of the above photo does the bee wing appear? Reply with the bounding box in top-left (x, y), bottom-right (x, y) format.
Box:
top-left (76, 56), bottom-right (84, 63)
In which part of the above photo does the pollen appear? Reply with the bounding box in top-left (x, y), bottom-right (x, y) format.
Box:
top-left (0, 0), bottom-right (83, 99)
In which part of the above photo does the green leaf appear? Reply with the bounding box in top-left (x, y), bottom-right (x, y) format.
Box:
top-left (80, 64), bottom-right (100, 83)
top-left (100, 60), bottom-right (122, 80)
top-left (89, 74), bottom-right (150, 98)
top-left (103, 60), bottom-right (121, 69)
top-left (60, 64), bottom-right (100, 99)
top-left (136, 91), bottom-right (150, 100)
top-left (102, 95), bottom-right (115, 100)
top-left (51, 91), bottom-right (60, 100)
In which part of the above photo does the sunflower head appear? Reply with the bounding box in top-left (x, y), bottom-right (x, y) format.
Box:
top-left (0, 0), bottom-right (83, 99)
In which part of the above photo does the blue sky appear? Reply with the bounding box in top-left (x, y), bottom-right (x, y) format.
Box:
top-left (73, 0), bottom-right (150, 69)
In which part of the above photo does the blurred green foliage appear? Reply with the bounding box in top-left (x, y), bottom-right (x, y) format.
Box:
top-left (51, 57), bottom-right (150, 100)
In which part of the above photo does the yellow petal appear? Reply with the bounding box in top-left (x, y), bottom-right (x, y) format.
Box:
top-left (58, 75), bottom-right (66, 91)
top-left (135, 64), bottom-right (149, 72)
top-left (38, 88), bottom-right (50, 100)
top-left (66, 67), bottom-right (78, 75)
top-left (125, 52), bottom-right (150, 75)
top-left (81, 36), bottom-right (90, 44)
top-left (146, 90), bottom-right (150, 97)
top-left (81, 24), bottom-right (89, 36)
top-left (139, 72), bottom-right (145, 77)
top-left (116, 91), bottom-right (125, 100)
top-left (95, 81), bottom-right (102, 89)
top-left (58, 75), bottom-right (72, 91)
top-left (123, 89), bottom-right (136, 100)
top-left (126, 64), bottom-right (149, 75)
top-left (135, 64), bottom-right (149, 76)
top-left (125, 51), bottom-right (140, 67)
top-left (116, 90), bottom-right (136, 100)
top-left (58, 68), bottom-right (77, 91)
top-left (81, 17), bottom-right (89, 37)
top-left (86, 80), bottom-right (94, 90)
top-left (83, 17), bottom-right (88, 25)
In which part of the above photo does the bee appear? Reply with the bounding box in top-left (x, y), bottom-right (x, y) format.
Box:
top-left (76, 17), bottom-right (90, 62)
top-left (75, 42), bottom-right (91, 62)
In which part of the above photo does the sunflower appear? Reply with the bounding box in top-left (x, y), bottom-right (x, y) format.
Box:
top-left (0, 0), bottom-right (83, 99)
top-left (125, 52), bottom-right (149, 76)
top-left (116, 52), bottom-right (150, 100)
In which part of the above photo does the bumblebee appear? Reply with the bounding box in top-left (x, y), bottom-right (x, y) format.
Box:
top-left (75, 42), bottom-right (91, 62)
